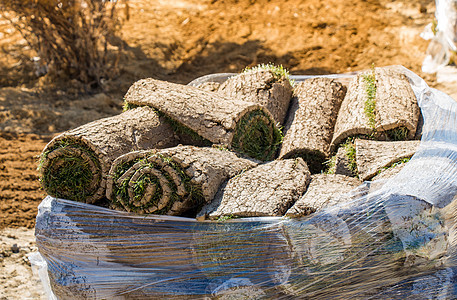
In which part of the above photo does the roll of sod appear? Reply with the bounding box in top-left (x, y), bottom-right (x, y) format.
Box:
top-left (124, 78), bottom-right (282, 161)
top-left (39, 106), bottom-right (178, 203)
top-left (333, 146), bottom-right (356, 177)
top-left (196, 81), bottom-right (221, 92)
top-left (331, 66), bottom-right (420, 149)
top-left (371, 163), bottom-right (408, 182)
top-left (217, 69), bottom-right (293, 125)
top-left (279, 77), bottom-right (346, 173)
top-left (198, 158), bottom-right (311, 219)
top-left (285, 174), bottom-right (362, 217)
top-left (355, 139), bottom-right (419, 181)
top-left (106, 145), bottom-right (258, 216)
top-left (369, 162), bottom-right (410, 192)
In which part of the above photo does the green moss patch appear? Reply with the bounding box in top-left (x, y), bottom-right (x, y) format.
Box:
top-left (231, 109), bottom-right (283, 161)
top-left (39, 138), bottom-right (101, 202)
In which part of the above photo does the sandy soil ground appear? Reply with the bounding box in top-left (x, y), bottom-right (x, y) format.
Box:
top-left (0, 228), bottom-right (46, 299)
top-left (1, 0), bottom-right (456, 298)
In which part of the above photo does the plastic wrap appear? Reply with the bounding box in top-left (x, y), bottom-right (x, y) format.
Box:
top-left (422, 0), bottom-right (457, 73)
top-left (35, 67), bottom-right (457, 299)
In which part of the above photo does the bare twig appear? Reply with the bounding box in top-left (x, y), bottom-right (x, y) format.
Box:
top-left (0, 0), bottom-right (121, 88)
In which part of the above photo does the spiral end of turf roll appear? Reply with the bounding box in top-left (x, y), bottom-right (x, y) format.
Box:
top-left (39, 138), bottom-right (103, 203)
top-left (107, 151), bottom-right (204, 216)
top-left (231, 109), bottom-right (282, 161)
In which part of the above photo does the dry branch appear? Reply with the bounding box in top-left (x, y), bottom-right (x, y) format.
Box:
top-left (0, 0), bottom-right (120, 86)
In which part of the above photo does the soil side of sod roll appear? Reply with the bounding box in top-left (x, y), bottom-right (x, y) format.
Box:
top-left (285, 173), bottom-right (362, 217)
top-left (279, 77), bottom-right (346, 173)
top-left (331, 66), bottom-right (419, 150)
top-left (331, 72), bottom-right (374, 149)
top-left (374, 67), bottom-right (420, 138)
top-left (39, 106), bottom-right (178, 203)
top-left (107, 145), bottom-right (258, 216)
top-left (217, 69), bottom-right (293, 125)
top-left (123, 78), bottom-right (282, 161)
top-left (198, 158), bottom-right (311, 219)
top-left (355, 139), bottom-right (420, 181)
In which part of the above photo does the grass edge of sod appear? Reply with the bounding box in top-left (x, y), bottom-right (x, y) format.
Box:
top-left (38, 138), bottom-right (102, 202)
top-left (231, 109), bottom-right (283, 161)
top-left (243, 62), bottom-right (294, 86)
top-left (362, 65), bottom-right (377, 135)
top-left (111, 153), bottom-right (205, 216)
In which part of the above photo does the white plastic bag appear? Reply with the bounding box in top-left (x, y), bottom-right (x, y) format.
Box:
top-left (28, 252), bottom-right (58, 300)
top-left (422, 0), bottom-right (457, 73)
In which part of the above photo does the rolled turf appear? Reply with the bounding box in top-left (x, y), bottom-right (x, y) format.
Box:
top-left (39, 106), bottom-right (178, 203)
top-left (217, 67), bottom-right (293, 125)
top-left (106, 145), bottom-right (258, 216)
top-left (279, 77), bottom-right (346, 173)
top-left (285, 174), bottom-right (362, 217)
top-left (123, 78), bottom-right (282, 161)
top-left (198, 158), bottom-right (311, 219)
top-left (355, 139), bottom-right (419, 181)
top-left (331, 66), bottom-right (420, 149)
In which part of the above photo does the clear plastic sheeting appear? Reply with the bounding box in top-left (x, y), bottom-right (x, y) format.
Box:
top-left (35, 67), bottom-right (457, 299)
top-left (421, 0), bottom-right (457, 73)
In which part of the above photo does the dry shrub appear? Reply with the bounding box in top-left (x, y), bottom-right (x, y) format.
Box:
top-left (0, 0), bottom-right (121, 88)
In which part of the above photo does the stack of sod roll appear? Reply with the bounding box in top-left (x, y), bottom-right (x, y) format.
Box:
top-left (39, 64), bottom-right (422, 219)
